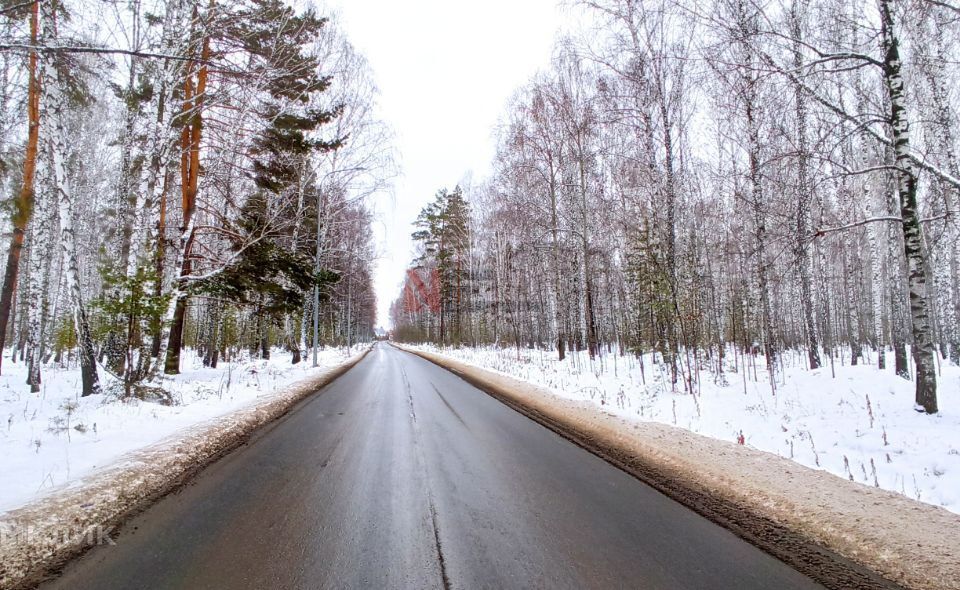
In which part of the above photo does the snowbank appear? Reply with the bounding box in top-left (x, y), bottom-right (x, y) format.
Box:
top-left (0, 348), bottom-right (362, 513)
top-left (398, 344), bottom-right (960, 590)
top-left (0, 346), bottom-right (369, 589)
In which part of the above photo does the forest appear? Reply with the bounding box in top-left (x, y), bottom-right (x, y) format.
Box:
top-left (0, 0), bottom-right (390, 397)
top-left (392, 0), bottom-right (959, 415)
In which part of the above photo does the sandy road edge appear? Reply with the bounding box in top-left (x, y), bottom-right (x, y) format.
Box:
top-left (0, 346), bottom-right (372, 590)
top-left (396, 343), bottom-right (959, 590)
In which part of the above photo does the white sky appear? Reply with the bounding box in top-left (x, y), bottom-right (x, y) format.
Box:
top-left (327, 0), bottom-right (568, 328)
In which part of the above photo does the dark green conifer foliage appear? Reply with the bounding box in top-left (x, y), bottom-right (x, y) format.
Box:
top-left (234, 0), bottom-right (343, 194)
top-left (195, 192), bottom-right (339, 315)
top-left (412, 186), bottom-right (470, 345)
top-left (94, 265), bottom-right (170, 394)
top-left (191, 0), bottom-right (344, 353)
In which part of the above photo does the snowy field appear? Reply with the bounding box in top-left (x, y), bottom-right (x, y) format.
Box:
top-left (0, 348), bottom-right (356, 513)
top-left (408, 344), bottom-right (960, 514)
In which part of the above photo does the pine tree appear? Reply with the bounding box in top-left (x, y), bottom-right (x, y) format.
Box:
top-left (412, 186), bottom-right (470, 345)
top-left (0, 0), bottom-right (40, 376)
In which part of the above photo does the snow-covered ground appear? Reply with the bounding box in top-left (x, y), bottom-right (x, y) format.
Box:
top-left (0, 348), bottom-right (356, 513)
top-left (407, 344), bottom-right (960, 514)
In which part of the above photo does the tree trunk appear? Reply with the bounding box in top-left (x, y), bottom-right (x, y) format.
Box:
top-left (919, 7), bottom-right (960, 366)
top-left (880, 0), bottom-right (937, 413)
top-left (44, 23), bottom-right (100, 396)
top-left (147, 0), bottom-right (184, 360)
top-left (164, 292), bottom-right (188, 373)
top-left (0, 0), bottom-right (40, 375)
top-left (746, 71), bottom-right (776, 382)
top-left (151, 171), bottom-right (168, 358)
top-left (259, 307), bottom-right (270, 360)
top-left (24, 151), bottom-right (52, 393)
top-left (790, 2), bottom-right (820, 370)
top-left (548, 172), bottom-right (565, 361)
top-left (163, 11), bottom-right (210, 375)
top-left (577, 152), bottom-right (598, 359)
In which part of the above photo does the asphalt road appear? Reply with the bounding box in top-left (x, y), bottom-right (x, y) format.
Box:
top-left (44, 343), bottom-right (822, 590)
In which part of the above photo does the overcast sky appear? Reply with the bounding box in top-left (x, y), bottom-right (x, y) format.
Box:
top-left (326, 0), bottom-right (569, 328)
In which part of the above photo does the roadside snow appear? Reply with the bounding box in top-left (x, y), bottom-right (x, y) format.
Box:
top-left (0, 348), bottom-right (355, 514)
top-left (0, 346), bottom-right (369, 589)
top-left (406, 344), bottom-right (960, 515)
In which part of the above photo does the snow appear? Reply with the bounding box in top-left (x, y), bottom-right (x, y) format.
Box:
top-left (0, 347), bottom-right (357, 514)
top-left (404, 344), bottom-right (960, 515)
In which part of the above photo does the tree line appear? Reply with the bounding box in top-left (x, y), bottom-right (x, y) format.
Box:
top-left (392, 0), bottom-right (958, 414)
top-left (0, 0), bottom-right (392, 397)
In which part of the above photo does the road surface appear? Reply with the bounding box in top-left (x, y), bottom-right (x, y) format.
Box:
top-left (44, 343), bottom-right (822, 589)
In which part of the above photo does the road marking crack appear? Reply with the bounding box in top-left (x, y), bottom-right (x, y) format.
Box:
top-left (428, 497), bottom-right (452, 590)
top-left (401, 365), bottom-right (417, 422)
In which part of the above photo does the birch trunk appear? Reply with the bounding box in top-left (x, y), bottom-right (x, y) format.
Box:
top-left (790, 1), bottom-right (820, 369)
top-left (43, 38), bottom-right (100, 396)
top-left (24, 157), bottom-right (52, 393)
top-left (548, 171), bottom-right (565, 360)
top-left (747, 72), bottom-right (776, 382)
top-left (866, 187), bottom-right (886, 369)
top-left (880, 0), bottom-right (937, 413)
top-left (919, 7), bottom-right (960, 365)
